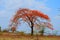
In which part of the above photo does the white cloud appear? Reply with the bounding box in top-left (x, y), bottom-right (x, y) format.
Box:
top-left (40, 6), bottom-right (51, 11)
top-left (1, 0), bottom-right (50, 10)
top-left (0, 0), bottom-right (51, 17)
top-left (55, 15), bottom-right (60, 20)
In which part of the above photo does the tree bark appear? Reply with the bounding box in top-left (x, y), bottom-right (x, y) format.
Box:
top-left (31, 21), bottom-right (33, 36)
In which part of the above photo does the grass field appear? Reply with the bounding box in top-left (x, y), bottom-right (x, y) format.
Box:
top-left (0, 32), bottom-right (60, 40)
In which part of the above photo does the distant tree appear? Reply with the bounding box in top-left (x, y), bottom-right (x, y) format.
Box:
top-left (9, 8), bottom-right (53, 35)
top-left (0, 26), bottom-right (1, 32)
top-left (3, 29), bottom-right (9, 32)
top-left (52, 30), bottom-right (58, 36)
top-left (39, 27), bottom-right (45, 36)
top-left (34, 21), bottom-right (53, 36)
top-left (10, 27), bottom-right (16, 32)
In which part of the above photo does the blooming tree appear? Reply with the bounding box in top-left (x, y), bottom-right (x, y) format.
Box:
top-left (9, 8), bottom-right (53, 35)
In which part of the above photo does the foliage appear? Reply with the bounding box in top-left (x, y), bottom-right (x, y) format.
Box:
top-left (52, 30), bottom-right (58, 36)
top-left (9, 8), bottom-right (53, 35)
top-left (0, 26), bottom-right (1, 32)
top-left (2, 29), bottom-right (9, 32)
top-left (39, 29), bottom-right (44, 36)
top-left (10, 27), bottom-right (16, 32)
top-left (19, 31), bottom-right (25, 35)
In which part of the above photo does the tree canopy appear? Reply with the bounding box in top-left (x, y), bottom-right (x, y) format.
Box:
top-left (9, 8), bottom-right (53, 35)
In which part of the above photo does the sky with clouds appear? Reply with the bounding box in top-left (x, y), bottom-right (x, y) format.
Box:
top-left (0, 0), bottom-right (60, 35)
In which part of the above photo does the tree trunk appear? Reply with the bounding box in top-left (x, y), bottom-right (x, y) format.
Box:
top-left (31, 26), bottom-right (33, 35)
top-left (31, 21), bottom-right (34, 36)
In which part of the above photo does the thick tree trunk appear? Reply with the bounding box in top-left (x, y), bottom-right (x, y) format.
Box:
top-left (31, 21), bottom-right (34, 36)
top-left (31, 25), bottom-right (33, 35)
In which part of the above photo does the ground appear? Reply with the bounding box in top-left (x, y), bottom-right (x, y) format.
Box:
top-left (0, 32), bottom-right (60, 40)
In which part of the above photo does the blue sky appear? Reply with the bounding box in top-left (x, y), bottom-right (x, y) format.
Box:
top-left (0, 0), bottom-right (60, 35)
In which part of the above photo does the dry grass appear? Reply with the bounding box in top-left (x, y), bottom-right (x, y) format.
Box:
top-left (0, 32), bottom-right (60, 40)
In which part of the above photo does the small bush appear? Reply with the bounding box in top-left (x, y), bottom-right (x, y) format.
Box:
top-left (2, 29), bottom-right (9, 32)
